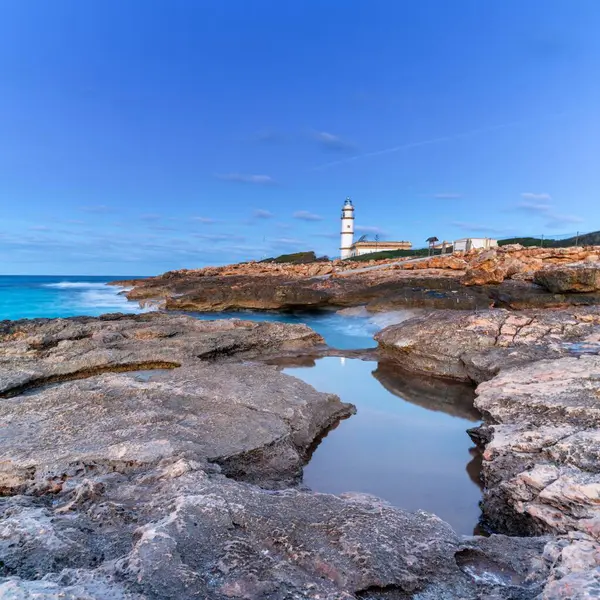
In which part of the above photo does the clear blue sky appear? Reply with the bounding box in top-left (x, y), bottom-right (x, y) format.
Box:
top-left (1, 0), bottom-right (599, 275)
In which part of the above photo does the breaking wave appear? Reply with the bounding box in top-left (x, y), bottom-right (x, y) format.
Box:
top-left (44, 281), bottom-right (151, 315)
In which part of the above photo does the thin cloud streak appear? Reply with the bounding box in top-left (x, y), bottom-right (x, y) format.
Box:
top-left (312, 113), bottom-right (568, 171)
top-left (253, 209), bottom-right (275, 219)
top-left (433, 193), bottom-right (463, 199)
top-left (293, 210), bottom-right (323, 221)
top-left (355, 225), bottom-right (389, 236)
top-left (216, 173), bottom-right (275, 185)
top-left (452, 221), bottom-right (507, 234)
top-left (521, 192), bottom-right (552, 201)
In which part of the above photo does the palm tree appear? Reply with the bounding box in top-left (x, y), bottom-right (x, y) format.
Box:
top-left (426, 236), bottom-right (439, 256)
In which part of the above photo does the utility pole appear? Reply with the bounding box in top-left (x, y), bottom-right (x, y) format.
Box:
top-left (541, 234), bottom-right (544, 248)
top-left (575, 231), bottom-right (580, 247)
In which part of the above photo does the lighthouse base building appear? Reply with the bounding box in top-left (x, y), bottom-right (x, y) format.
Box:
top-left (339, 198), bottom-right (412, 259)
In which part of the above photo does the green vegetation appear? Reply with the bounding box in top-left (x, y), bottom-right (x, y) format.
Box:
top-left (498, 237), bottom-right (550, 247)
top-left (345, 247), bottom-right (430, 262)
top-left (499, 231), bottom-right (600, 248)
top-left (260, 251), bottom-right (329, 264)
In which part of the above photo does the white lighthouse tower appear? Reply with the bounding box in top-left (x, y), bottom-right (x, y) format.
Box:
top-left (340, 197), bottom-right (355, 259)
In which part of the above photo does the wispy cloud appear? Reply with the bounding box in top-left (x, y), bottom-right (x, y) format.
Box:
top-left (29, 225), bottom-right (51, 231)
top-left (521, 192), bottom-right (552, 201)
top-left (293, 210), bottom-right (324, 222)
top-left (312, 232), bottom-right (338, 240)
top-left (193, 233), bottom-right (246, 242)
top-left (452, 221), bottom-right (507, 234)
top-left (140, 213), bottom-right (162, 221)
top-left (79, 204), bottom-right (115, 213)
top-left (253, 209), bottom-right (275, 219)
top-left (312, 131), bottom-right (356, 153)
top-left (355, 225), bottom-right (389, 236)
top-left (272, 237), bottom-right (303, 246)
top-left (545, 214), bottom-right (584, 229)
top-left (516, 200), bottom-right (553, 215)
top-left (433, 193), bottom-right (463, 199)
top-left (274, 222), bottom-right (292, 230)
top-left (312, 114), bottom-right (567, 171)
top-left (148, 224), bottom-right (177, 232)
top-left (191, 216), bottom-right (218, 224)
top-left (216, 173), bottom-right (275, 185)
top-left (512, 194), bottom-right (582, 229)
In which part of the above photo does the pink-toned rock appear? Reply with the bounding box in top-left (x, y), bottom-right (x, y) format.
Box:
top-left (475, 355), bottom-right (600, 539)
top-left (462, 249), bottom-right (508, 286)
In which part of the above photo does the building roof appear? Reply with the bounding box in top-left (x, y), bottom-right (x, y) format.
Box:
top-left (352, 240), bottom-right (411, 248)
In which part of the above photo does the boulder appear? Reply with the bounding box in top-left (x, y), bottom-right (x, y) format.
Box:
top-left (535, 265), bottom-right (600, 293)
top-left (474, 356), bottom-right (600, 541)
top-left (462, 250), bottom-right (508, 286)
top-left (0, 313), bottom-right (324, 397)
top-left (375, 307), bottom-right (600, 382)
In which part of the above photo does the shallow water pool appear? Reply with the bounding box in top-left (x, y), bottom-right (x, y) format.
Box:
top-left (283, 356), bottom-right (483, 535)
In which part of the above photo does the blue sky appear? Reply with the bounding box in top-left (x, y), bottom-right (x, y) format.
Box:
top-left (1, 0), bottom-right (599, 275)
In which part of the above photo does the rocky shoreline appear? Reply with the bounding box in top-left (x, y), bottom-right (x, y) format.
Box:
top-left (1, 308), bottom-right (600, 598)
top-left (114, 245), bottom-right (600, 313)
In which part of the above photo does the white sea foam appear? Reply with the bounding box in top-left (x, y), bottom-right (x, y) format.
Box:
top-left (45, 281), bottom-right (153, 315)
top-left (43, 282), bottom-right (112, 289)
top-left (332, 307), bottom-right (425, 338)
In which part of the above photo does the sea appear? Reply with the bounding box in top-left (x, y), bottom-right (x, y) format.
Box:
top-left (0, 275), bottom-right (146, 322)
top-left (0, 274), bottom-right (483, 533)
top-left (0, 274), bottom-right (409, 349)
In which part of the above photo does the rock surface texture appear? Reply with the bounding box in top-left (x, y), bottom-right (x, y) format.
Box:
top-left (1, 312), bottom-right (595, 598)
top-left (115, 245), bottom-right (600, 314)
top-left (375, 307), bottom-right (600, 597)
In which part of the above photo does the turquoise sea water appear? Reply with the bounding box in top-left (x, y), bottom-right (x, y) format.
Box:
top-left (0, 275), bottom-right (147, 321)
top-left (1, 275), bottom-right (482, 532)
top-left (0, 275), bottom-right (399, 348)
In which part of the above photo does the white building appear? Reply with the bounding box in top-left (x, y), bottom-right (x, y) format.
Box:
top-left (453, 237), bottom-right (498, 252)
top-left (339, 198), bottom-right (412, 259)
top-left (350, 240), bottom-right (412, 256)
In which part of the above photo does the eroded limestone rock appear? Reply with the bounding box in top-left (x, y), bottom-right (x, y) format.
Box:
top-left (535, 265), bottom-right (600, 294)
top-left (375, 307), bottom-right (600, 382)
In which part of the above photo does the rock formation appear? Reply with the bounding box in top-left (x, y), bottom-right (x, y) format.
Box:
top-left (114, 245), bottom-right (600, 314)
top-left (535, 264), bottom-right (600, 293)
top-left (2, 312), bottom-right (598, 598)
top-left (375, 306), bottom-right (600, 595)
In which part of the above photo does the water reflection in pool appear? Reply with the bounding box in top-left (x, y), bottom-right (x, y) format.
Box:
top-left (282, 356), bottom-right (483, 535)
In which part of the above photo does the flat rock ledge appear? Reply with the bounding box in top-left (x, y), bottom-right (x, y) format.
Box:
top-left (1, 312), bottom-right (593, 599)
top-left (376, 307), bottom-right (600, 597)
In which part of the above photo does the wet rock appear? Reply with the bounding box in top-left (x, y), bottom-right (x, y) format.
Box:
top-left (535, 265), bottom-right (600, 293)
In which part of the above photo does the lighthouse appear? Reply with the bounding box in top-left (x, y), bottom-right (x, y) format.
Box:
top-left (340, 197), bottom-right (355, 259)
